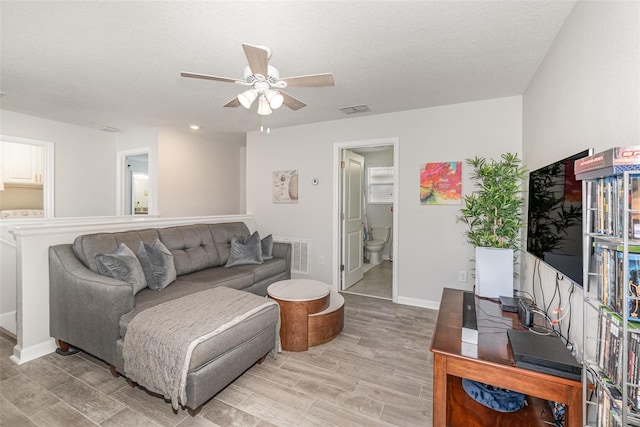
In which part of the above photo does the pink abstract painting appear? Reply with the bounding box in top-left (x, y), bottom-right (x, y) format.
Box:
top-left (420, 161), bottom-right (462, 205)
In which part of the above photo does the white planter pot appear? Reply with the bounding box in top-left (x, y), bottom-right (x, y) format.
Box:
top-left (475, 247), bottom-right (513, 299)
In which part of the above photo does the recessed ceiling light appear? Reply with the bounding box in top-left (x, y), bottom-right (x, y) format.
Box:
top-left (100, 126), bottom-right (120, 132)
top-left (190, 124), bottom-right (200, 130)
top-left (0, 92), bottom-right (6, 97)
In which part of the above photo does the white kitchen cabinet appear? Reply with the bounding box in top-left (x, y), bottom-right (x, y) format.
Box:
top-left (2, 141), bottom-right (44, 185)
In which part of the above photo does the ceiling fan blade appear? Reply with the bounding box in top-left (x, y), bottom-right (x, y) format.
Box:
top-left (242, 44), bottom-right (268, 77)
top-left (281, 92), bottom-right (306, 111)
top-left (281, 73), bottom-right (335, 88)
top-left (223, 98), bottom-right (241, 108)
top-left (181, 72), bottom-right (238, 83)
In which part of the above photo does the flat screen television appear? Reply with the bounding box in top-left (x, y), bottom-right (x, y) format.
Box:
top-left (526, 149), bottom-right (592, 286)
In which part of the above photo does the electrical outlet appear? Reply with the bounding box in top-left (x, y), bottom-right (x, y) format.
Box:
top-left (319, 256), bottom-right (325, 265)
top-left (458, 270), bottom-right (467, 282)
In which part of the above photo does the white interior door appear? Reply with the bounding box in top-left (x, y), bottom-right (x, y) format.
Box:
top-left (341, 149), bottom-right (365, 289)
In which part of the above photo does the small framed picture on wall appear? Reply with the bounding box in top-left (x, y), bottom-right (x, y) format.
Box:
top-left (273, 170), bottom-right (299, 203)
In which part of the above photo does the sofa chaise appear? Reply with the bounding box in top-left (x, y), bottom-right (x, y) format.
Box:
top-left (48, 221), bottom-right (290, 413)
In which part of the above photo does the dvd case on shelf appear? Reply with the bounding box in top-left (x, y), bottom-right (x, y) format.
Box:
top-left (583, 169), bottom-right (640, 426)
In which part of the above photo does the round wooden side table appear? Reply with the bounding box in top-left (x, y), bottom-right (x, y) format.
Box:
top-left (267, 279), bottom-right (344, 351)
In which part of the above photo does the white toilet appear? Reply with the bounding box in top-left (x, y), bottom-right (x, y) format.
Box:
top-left (365, 226), bottom-right (391, 265)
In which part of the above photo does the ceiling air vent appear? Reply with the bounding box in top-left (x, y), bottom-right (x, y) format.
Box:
top-left (339, 104), bottom-right (370, 115)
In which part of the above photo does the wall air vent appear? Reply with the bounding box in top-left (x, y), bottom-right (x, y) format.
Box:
top-left (100, 126), bottom-right (120, 132)
top-left (273, 237), bottom-right (311, 275)
top-left (339, 104), bottom-right (371, 115)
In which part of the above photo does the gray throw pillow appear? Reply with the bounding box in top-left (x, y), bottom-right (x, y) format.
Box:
top-left (261, 234), bottom-right (274, 260)
top-left (225, 231), bottom-right (263, 267)
top-left (95, 243), bottom-right (147, 294)
top-left (137, 239), bottom-right (177, 291)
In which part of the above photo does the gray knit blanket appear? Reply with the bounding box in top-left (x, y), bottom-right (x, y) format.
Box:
top-left (122, 287), bottom-right (279, 410)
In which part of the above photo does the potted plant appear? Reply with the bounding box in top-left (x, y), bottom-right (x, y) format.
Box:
top-left (457, 153), bottom-right (527, 298)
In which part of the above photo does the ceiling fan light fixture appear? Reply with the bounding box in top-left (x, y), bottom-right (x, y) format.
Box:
top-left (257, 95), bottom-right (272, 115)
top-left (238, 89), bottom-right (258, 109)
top-left (182, 44), bottom-right (334, 117)
top-left (266, 90), bottom-right (284, 109)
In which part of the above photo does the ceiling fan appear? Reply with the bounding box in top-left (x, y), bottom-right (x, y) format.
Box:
top-left (181, 44), bottom-right (335, 116)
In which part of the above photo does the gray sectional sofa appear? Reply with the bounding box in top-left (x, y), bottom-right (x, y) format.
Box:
top-left (48, 222), bottom-right (290, 413)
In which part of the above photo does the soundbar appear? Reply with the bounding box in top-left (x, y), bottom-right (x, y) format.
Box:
top-left (462, 291), bottom-right (478, 345)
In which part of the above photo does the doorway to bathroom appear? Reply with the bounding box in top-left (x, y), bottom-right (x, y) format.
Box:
top-left (334, 138), bottom-right (398, 302)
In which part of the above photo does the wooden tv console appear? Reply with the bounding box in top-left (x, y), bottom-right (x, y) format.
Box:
top-left (430, 288), bottom-right (582, 427)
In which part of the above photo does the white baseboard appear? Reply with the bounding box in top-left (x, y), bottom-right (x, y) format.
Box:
top-left (396, 296), bottom-right (440, 310)
top-left (9, 339), bottom-right (57, 365)
top-left (0, 311), bottom-right (16, 334)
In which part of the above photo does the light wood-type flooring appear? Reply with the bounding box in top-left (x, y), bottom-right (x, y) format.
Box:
top-left (0, 292), bottom-right (436, 426)
top-left (344, 261), bottom-right (392, 300)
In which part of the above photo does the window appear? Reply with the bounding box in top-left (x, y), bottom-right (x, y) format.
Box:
top-left (367, 166), bottom-right (394, 204)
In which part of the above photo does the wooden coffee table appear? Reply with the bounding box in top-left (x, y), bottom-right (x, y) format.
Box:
top-left (267, 279), bottom-right (344, 351)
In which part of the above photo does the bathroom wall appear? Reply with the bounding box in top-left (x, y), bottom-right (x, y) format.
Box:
top-left (356, 146), bottom-right (394, 260)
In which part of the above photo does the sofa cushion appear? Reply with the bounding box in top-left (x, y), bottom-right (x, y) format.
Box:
top-left (178, 267), bottom-right (256, 290)
top-left (225, 231), bottom-right (263, 267)
top-left (208, 222), bottom-right (251, 265)
top-left (137, 239), bottom-right (176, 290)
top-left (187, 303), bottom-right (278, 370)
top-left (120, 276), bottom-right (252, 338)
top-left (96, 243), bottom-right (147, 294)
top-left (157, 224), bottom-right (221, 275)
top-left (261, 234), bottom-right (274, 260)
top-left (234, 258), bottom-right (287, 283)
top-left (118, 288), bottom-right (279, 371)
top-left (73, 229), bottom-right (161, 273)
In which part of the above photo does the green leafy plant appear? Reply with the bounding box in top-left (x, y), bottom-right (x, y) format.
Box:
top-left (457, 153), bottom-right (527, 250)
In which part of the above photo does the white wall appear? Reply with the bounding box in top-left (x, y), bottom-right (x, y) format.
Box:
top-left (0, 110), bottom-right (118, 217)
top-left (247, 96), bottom-right (522, 307)
top-left (0, 114), bottom-right (248, 219)
top-left (117, 127), bottom-right (158, 153)
top-left (522, 1), bottom-right (639, 360)
top-left (157, 128), bottom-right (246, 217)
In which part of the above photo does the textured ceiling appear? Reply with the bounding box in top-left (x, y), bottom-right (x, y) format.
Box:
top-left (0, 1), bottom-right (575, 138)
